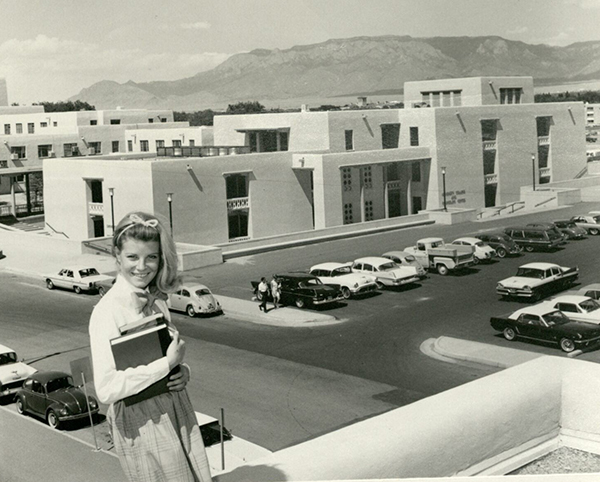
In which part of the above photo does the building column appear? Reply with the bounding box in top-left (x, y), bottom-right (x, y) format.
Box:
top-left (407, 179), bottom-right (413, 215)
top-left (25, 173), bottom-right (31, 214)
top-left (10, 176), bottom-right (16, 216)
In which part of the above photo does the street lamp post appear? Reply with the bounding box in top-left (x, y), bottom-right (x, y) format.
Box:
top-left (531, 154), bottom-right (536, 192)
top-left (108, 188), bottom-right (115, 234)
top-left (441, 166), bottom-right (447, 212)
top-left (167, 193), bottom-right (173, 236)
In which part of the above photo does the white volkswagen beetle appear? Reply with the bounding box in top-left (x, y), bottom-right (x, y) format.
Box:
top-left (310, 262), bottom-right (377, 299)
top-left (451, 237), bottom-right (496, 264)
top-left (168, 283), bottom-right (223, 317)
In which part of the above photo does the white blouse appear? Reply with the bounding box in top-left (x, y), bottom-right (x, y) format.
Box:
top-left (89, 275), bottom-right (172, 405)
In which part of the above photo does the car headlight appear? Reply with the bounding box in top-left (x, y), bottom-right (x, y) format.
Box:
top-left (496, 283), bottom-right (504, 290)
top-left (523, 285), bottom-right (532, 292)
top-left (59, 407), bottom-right (69, 415)
top-left (88, 399), bottom-right (98, 409)
top-left (353, 283), bottom-right (358, 288)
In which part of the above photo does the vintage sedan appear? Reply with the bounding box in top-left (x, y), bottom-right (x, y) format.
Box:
top-left (381, 251), bottom-right (427, 277)
top-left (251, 273), bottom-right (343, 309)
top-left (572, 283), bottom-right (600, 301)
top-left (44, 266), bottom-right (115, 294)
top-left (496, 262), bottom-right (579, 302)
top-left (490, 304), bottom-right (600, 353)
top-left (15, 371), bottom-right (99, 429)
top-left (570, 214), bottom-right (600, 235)
top-left (351, 257), bottom-right (421, 288)
top-left (474, 233), bottom-right (521, 258)
top-left (0, 344), bottom-right (37, 399)
top-left (309, 262), bottom-right (377, 299)
top-left (553, 220), bottom-right (587, 240)
top-left (544, 295), bottom-right (600, 325)
top-left (168, 283), bottom-right (223, 317)
top-left (451, 237), bottom-right (496, 264)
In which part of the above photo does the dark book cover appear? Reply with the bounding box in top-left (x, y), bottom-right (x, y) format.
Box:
top-left (111, 323), bottom-right (180, 406)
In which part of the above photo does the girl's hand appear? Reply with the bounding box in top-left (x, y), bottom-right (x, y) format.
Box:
top-left (167, 364), bottom-right (189, 391)
top-left (166, 331), bottom-right (186, 369)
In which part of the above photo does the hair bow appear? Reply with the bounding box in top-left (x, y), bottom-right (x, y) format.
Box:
top-left (129, 213), bottom-right (159, 228)
top-left (134, 290), bottom-right (169, 316)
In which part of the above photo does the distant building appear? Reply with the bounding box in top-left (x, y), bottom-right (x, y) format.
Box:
top-left (43, 76), bottom-right (586, 244)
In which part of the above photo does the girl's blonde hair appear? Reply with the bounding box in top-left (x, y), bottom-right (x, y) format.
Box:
top-left (112, 211), bottom-right (179, 293)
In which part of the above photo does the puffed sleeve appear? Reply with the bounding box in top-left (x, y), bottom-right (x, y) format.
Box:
top-left (89, 299), bottom-right (171, 405)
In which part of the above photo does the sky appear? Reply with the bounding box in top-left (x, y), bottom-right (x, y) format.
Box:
top-left (2, 0), bottom-right (600, 104)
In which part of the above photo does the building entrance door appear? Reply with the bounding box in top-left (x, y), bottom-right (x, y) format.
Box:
top-left (485, 184), bottom-right (497, 208)
top-left (388, 190), bottom-right (402, 217)
top-left (92, 216), bottom-right (105, 237)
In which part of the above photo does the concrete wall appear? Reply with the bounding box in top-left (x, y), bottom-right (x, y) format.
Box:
top-left (124, 126), bottom-right (213, 153)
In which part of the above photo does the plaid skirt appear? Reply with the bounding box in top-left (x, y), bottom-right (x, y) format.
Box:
top-left (108, 389), bottom-right (212, 482)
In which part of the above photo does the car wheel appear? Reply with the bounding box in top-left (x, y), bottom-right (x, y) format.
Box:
top-left (74, 286), bottom-right (82, 294)
top-left (295, 298), bottom-right (305, 309)
top-left (47, 409), bottom-right (60, 429)
top-left (46, 279), bottom-right (54, 290)
top-left (524, 245), bottom-right (535, 253)
top-left (560, 338), bottom-right (575, 353)
top-left (589, 228), bottom-right (599, 235)
top-left (503, 327), bottom-right (517, 341)
top-left (436, 264), bottom-right (449, 276)
top-left (530, 291), bottom-right (542, 302)
top-left (472, 257), bottom-right (480, 265)
top-left (98, 286), bottom-right (106, 297)
top-left (186, 305), bottom-right (196, 317)
top-left (16, 397), bottom-right (25, 415)
top-left (341, 287), bottom-right (351, 299)
top-left (375, 280), bottom-right (385, 289)
top-left (496, 247), bottom-right (507, 259)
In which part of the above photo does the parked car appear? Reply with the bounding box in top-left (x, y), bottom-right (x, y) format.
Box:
top-left (0, 344), bottom-right (37, 399)
top-left (496, 262), bottom-right (579, 302)
top-left (503, 226), bottom-right (564, 252)
top-left (525, 222), bottom-right (567, 244)
top-left (572, 283), bottom-right (600, 301)
top-left (544, 295), bottom-right (600, 325)
top-left (450, 237), bottom-right (496, 264)
top-left (403, 237), bottom-right (474, 275)
top-left (44, 266), bottom-right (115, 294)
top-left (380, 251), bottom-right (427, 277)
top-left (570, 214), bottom-right (600, 235)
top-left (309, 262), bottom-right (378, 299)
top-left (474, 233), bottom-right (522, 258)
top-left (96, 277), bottom-right (116, 297)
top-left (251, 273), bottom-right (343, 309)
top-left (490, 304), bottom-right (600, 353)
top-left (351, 256), bottom-right (421, 288)
top-left (553, 220), bottom-right (587, 240)
top-left (167, 283), bottom-right (223, 317)
top-left (15, 371), bottom-right (99, 429)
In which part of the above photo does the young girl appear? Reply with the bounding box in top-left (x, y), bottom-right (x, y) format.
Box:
top-left (89, 211), bottom-right (212, 482)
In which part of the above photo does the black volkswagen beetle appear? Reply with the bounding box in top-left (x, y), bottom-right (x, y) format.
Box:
top-left (15, 370), bottom-right (99, 429)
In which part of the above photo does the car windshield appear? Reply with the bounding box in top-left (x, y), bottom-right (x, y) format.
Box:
top-left (403, 255), bottom-right (416, 262)
top-left (195, 289), bottom-right (211, 296)
top-left (46, 376), bottom-right (75, 393)
top-left (542, 310), bottom-right (570, 326)
top-left (378, 262), bottom-right (398, 271)
top-left (516, 268), bottom-right (544, 279)
top-left (79, 268), bottom-right (100, 277)
top-left (332, 266), bottom-right (352, 276)
top-left (580, 299), bottom-right (600, 313)
top-left (474, 241), bottom-right (484, 247)
top-left (0, 352), bottom-right (17, 366)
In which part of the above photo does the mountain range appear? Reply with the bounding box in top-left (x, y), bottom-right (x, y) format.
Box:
top-left (70, 35), bottom-right (600, 111)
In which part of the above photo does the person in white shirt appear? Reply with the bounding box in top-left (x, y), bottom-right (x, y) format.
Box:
top-left (89, 212), bottom-right (211, 482)
top-left (258, 277), bottom-right (269, 311)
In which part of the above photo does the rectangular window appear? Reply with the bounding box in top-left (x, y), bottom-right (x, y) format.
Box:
top-left (38, 144), bottom-right (52, 158)
top-left (381, 124), bottom-right (400, 149)
top-left (148, 118), bottom-right (154, 123)
top-left (172, 139), bottom-right (182, 147)
top-left (483, 150), bottom-right (496, 175)
top-left (110, 119), bottom-right (121, 125)
top-left (112, 141), bottom-right (119, 153)
top-left (0, 160), bottom-right (7, 168)
top-left (386, 163), bottom-right (399, 181)
top-left (453, 90), bottom-right (462, 106)
top-left (189, 139), bottom-right (195, 147)
top-left (431, 92), bottom-right (440, 107)
top-left (53, 121), bottom-right (58, 127)
top-left (140, 140), bottom-right (149, 152)
top-left (127, 140), bottom-right (133, 152)
top-left (28, 123), bottom-right (35, 134)
top-left (4, 124), bottom-right (10, 135)
top-left (161, 117), bottom-right (167, 123)
top-left (90, 120), bottom-right (97, 126)
top-left (500, 88), bottom-right (523, 105)
top-left (156, 140), bottom-right (165, 149)
top-left (16, 123), bottom-right (22, 134)
top-left (345, 130), bottom-right (353, 150)
top-left (11, 146), bottom-right (26, 159)
top-left (481, 119), bottom-right (498, 141)
top-left (441, 91), bottom-right (452, 107)
top-left (64, 143), bottom-right (80, 157)
top-left (279, 131), bottom-right (289, 151)
top-left (88, 142), bottom-right (101, 154)
top-left (410, 127), bottom-right (419, 146)
top-left (538, 145), bottom-right (550, 169)
top-left (90, 180), bottom-right (103, 203)
top-left (225, 174), bottom-right (248, 199)
top-left (411, 162), bottom-right (421, 182)
top-left (536, 116), bottom-right (552, 137)
top-left (40, 122), bottom-right (48, 128)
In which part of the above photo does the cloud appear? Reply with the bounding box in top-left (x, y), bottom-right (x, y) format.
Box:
top-left (181, 21), bottom-right (211, 30)
top-left (0, 35), bottom-right (230, 103)
top-left (506, 26), bottom-right (529, 36)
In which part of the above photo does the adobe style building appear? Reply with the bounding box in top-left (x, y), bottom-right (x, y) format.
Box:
top-left (42, 76), bottom-right (587, 244)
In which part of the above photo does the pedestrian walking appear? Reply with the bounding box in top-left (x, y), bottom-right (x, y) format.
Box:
top-left (89, 211), bottom-right (212, 482)
top-left (270, 275), bottom-right (281, 309)
top-left (258, 277), bottom-right (269, 312)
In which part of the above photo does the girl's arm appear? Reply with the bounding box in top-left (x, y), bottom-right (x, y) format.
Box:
top-left (89, 307), bottom-right (171, 405)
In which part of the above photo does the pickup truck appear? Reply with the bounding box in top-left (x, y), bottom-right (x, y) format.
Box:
top-left (404, 237), bottom-right (475, 275)
top-left (496, 262), bottom-right (579, 302)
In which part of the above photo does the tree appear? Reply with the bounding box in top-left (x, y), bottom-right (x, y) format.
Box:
top-left (174, 109), bottom-right (216, 126)
top-left (33, 100), bottom-right (95, 112)
top-left (226, 101), bottom-right (266, 115)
